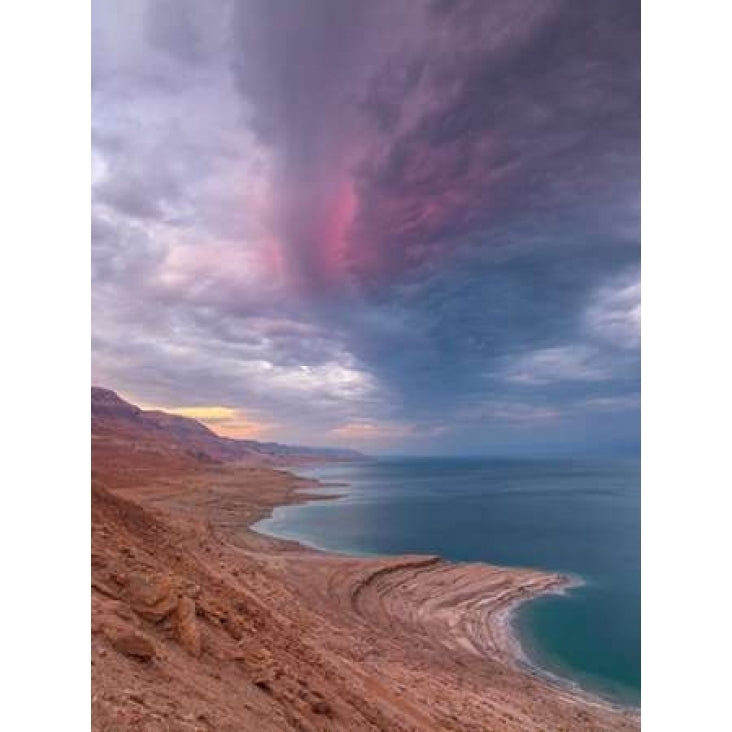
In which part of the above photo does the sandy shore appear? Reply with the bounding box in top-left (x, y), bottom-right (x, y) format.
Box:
top-left (92, 435), bottom-right (640, 731)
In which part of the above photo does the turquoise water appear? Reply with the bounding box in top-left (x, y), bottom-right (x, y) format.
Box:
top-left (255, 457), bottom-right (640, 705)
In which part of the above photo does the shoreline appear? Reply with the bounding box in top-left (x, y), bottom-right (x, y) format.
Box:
top-left (254, 465), bottom-right (640, 713)
top-left (92, 442), bottom-right (641, 730)
top-left (506, 577), bottom-right (641, 713)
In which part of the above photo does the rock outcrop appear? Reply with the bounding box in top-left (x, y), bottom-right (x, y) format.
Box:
top-left (175, 596), bottom-right (201, 658)
top-left (102, 620), bottom-right (156, 661)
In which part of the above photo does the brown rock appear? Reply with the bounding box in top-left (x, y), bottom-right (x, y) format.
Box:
top-left (310, 700), bottom-right (332, 716)
top-left (221, 614), bottom-right (243, 641)
top-left (99, 599), bottom-right (139, 625)
top-left (175, 596), bottom-right (202, 657)
top-left (113, 602), bottom-right (139, 624)
top-left (105, 623), bottom-right (156, 660)
top-left (126, 573), bottom-right (177, 622)
top-left (253, 678), bottom-right (273, 694)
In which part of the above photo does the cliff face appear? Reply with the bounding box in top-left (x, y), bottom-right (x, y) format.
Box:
top-left (91, 387), bottom-right (364, 464)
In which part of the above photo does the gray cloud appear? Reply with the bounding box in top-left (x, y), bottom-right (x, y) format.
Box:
top-left (92, 0), bottom-right (640, 453)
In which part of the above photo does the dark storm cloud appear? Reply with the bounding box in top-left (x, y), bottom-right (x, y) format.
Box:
top-left (228, 0), bottom-right (399, 291)
top-left (92, 0), bottom-right (640, 452)
top-left (349, 0), bottom-right (639, 284)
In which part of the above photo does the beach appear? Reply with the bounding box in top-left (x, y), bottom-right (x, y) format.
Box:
top-left (92, 430), bottom-right (640, 731)
top-left (257, 459), bottom-right (641, 704)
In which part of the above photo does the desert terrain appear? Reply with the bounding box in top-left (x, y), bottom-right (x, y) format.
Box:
top-left (91, 388), bottom-right (640, 731)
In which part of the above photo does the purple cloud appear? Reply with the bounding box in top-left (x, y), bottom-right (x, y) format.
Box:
top-left (92, 0), bottom-right (640, 453)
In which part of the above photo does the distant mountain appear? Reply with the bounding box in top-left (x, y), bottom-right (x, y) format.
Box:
top-left (91, 387), bottom-right (365, 464)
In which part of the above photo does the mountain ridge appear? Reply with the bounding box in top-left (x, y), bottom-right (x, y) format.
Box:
top-left (91, 386), bottom-right (365, 464)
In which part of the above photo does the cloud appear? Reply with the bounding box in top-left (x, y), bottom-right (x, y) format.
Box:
top-left (585, 272), bottom-right (641, 350)
top-left (328, 418), bottom-right (450, 450)
top-left (503, 345), bottom-right (610, 385)
top-left (92, 0), bottom-right (640, 453)
top-left (147, 404), bottom-right (277, 439)
top-left (578, 394), bottom-right (640, 413)
top-left (330, 420), bottom-right (416, 441)
top-left (462, 400), bottom-right (563, 424)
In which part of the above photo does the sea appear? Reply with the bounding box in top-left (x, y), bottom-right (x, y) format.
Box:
top-left (254, 456), bottom-right (640, 706)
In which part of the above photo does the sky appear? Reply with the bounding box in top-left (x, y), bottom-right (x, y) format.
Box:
top-left (91, 0), bottom-right (640, 455)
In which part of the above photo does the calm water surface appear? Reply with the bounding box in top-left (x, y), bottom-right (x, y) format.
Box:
top-left (254, 457), bottom-right (640, 705)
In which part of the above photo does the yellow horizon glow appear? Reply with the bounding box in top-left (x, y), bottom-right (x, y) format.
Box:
top-left (141, 403), bottom-right (276, 440)
top-left (166, 406), bottom-right (237, 421)
top-left (330, 420), bottom-right (412, 441)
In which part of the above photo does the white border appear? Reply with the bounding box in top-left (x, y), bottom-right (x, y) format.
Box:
top-left (4, 0), bottom-right (732, 729)
top-left (1, 2), bottom-right (90, 729)
top-left (643, 0), bottom-right (732, 729)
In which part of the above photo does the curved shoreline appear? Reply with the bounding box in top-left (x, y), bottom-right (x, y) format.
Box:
top-left (93, 443), bottom-right (640, 730)
top-left (254, 469), bottom-right (640, 713)
top-left (503, 578), bottom-right (640, 712)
